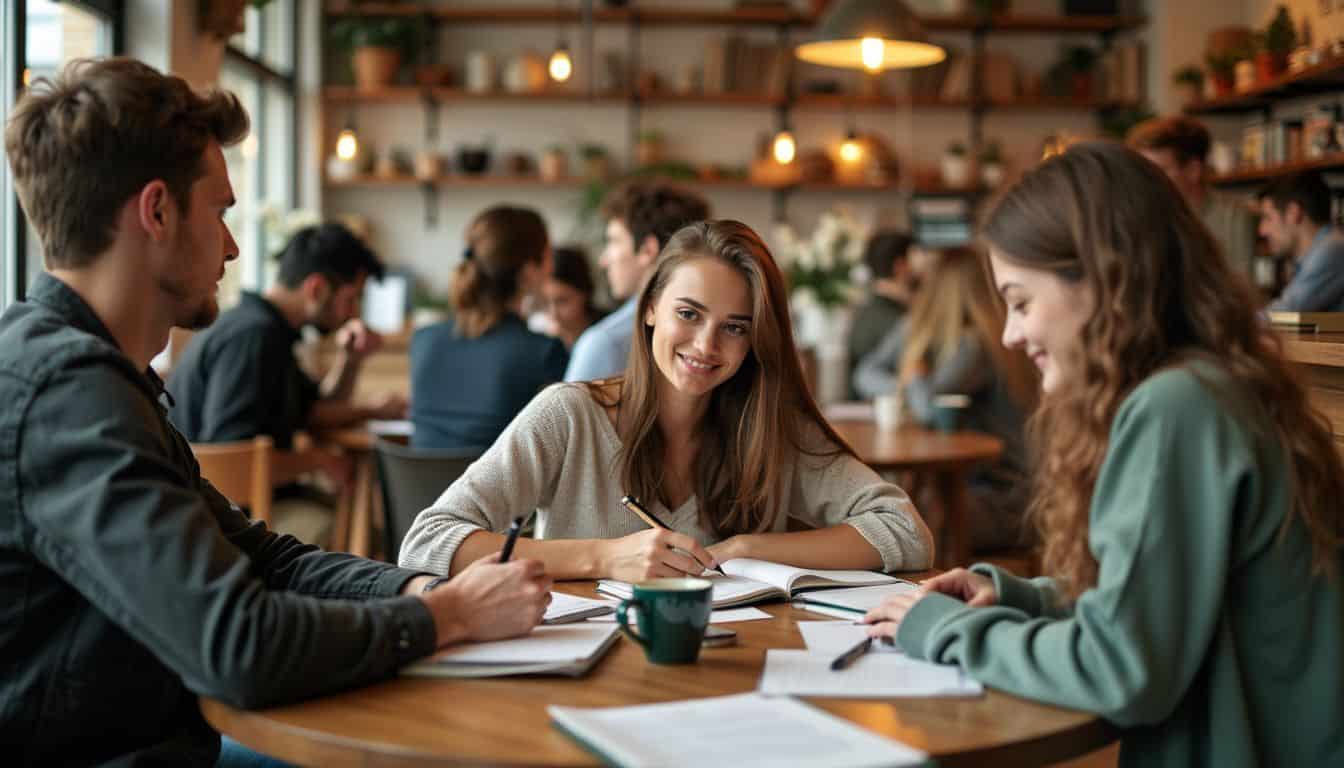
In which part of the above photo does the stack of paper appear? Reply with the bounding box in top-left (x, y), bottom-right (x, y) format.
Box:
top-left (401, 624), bottom-right (618, 678)
top-left (550, 693), bottom-right (930, 768)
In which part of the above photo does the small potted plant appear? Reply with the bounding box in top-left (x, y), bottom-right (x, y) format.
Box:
top-left (941, 142), bottom-right (969, 188)
top-left (1258, 5), bottom-right (1296, 83)
top-left (1204, 51), bottom-right (1238, 98)
top-left (1172, 65), bottom-right (1205, 107)
top-left (579, 143), bottom-right (611, 181)
top-left (634, 129), bottom-right (666, 167)
top-left (540, 144), bottom-right (568, 182)
top-left (329, 17), bottom-right (420, 90)
top-left (1064, 46), bottom-right (1098, 102)
top-left (455, 137), bottom-right (494, 176)
top-left (979, 141), bottom-right (1005, 189)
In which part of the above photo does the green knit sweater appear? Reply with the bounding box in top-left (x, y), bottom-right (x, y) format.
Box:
top-left (897, 364), bottom-right (1344, 767)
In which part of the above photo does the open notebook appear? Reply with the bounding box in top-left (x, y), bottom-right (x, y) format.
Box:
top-left (401, 623), bottom-right (619, 678)
top-left (597, 558), bottom-right (901, 609)
top-left (549, 693), bottom-right (930, 768)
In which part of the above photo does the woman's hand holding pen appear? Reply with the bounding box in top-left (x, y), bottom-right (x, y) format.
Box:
top-left (863, 568), bottom-right (998, 641)
top-left (599, 528), bottom-right (719, 581)
top-left (421, 552), bottom-right (553, 647)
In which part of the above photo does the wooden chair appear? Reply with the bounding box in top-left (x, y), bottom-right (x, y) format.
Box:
top-left (191, 436), bottom-right (274, 525)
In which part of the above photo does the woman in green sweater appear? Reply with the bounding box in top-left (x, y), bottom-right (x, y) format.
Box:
top-left (865, 142), bottom-right (1344, 766)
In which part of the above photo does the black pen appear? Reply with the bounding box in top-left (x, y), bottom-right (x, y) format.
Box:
top-left (620, 494), bottom-right (726, 575)
top-left (499, 515), bottom-right (525, 563)
top-left (829, 636), bottom-right (873, 671)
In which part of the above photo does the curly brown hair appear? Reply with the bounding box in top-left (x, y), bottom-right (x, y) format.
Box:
top-left (982, 141), bottom-right (1344, 600)
top-left (600, 182), bottom-right (710, 253)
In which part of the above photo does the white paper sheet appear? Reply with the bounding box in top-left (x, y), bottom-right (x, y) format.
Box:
top-left (758, 650), bottom-right (983, 698)
top-left (794, 583), bottom-right (919, 613)
top-left (549, 693), bottom-right (928, 768)
top-left (430, 624), bottom-right (616, 664)
top-left (796, 621), bottom-right (902, 656)
top-left (590, 606), bottom-right (772, 624)
top-left (544, 592), bottom-right (616, 623)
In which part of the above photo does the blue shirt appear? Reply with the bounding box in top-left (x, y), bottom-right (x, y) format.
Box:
top-left (1270, 227), bottom-right (1344, 313)
top-left (564, 297), bottom-right (637, 381)
top-left (410, 314), bottom-right (567, 451)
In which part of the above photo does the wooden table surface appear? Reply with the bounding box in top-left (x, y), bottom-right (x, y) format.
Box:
top-left (829, 421), bottom-right (1004, 472)
top-left (202, 582), bottom-right (1113, 768)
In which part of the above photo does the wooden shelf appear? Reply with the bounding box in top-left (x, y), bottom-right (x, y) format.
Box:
top-left (1210, 154), bottom-right (1344, 186)
top-left (326, 174), bottom-right (591, 188)
top-left (794, 94), bottom-right (1136, 111)
top-left (323, 3), bottom-right (1143, 34)
top-left (1184, 57), bottom-right (1344, 116)
top-left (637, 90), bottom-right (785, 107)
top-left (323, 86), bottom-right (630, 103)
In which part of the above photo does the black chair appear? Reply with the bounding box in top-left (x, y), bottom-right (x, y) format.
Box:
top-left (373, 438), bottom-right (482, 563)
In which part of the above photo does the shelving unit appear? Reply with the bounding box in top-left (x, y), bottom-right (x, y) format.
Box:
top-left (321, 2), bottom-right (1146, 226)
top-left (1210, 154), bottom-right (1344, 187)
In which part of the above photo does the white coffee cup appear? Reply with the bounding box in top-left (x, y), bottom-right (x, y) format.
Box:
top-left (874, 392), bottom-right (905, 431)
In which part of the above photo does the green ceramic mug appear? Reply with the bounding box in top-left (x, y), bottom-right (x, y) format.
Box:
top-left (615, 578), bottom-right (713, 665)
top-left (932, 393), bottom-right (971, 432)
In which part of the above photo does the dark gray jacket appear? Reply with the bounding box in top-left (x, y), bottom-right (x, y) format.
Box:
top-left (0, 274), bottom-right (437, 766)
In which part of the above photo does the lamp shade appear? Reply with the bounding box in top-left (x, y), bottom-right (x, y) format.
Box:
top-left (796, 0), bottom-right (946, 71)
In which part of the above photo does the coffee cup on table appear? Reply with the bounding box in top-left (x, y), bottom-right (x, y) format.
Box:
top-left (932, 394), bottom-right (971, 432)
top-left (874, 391), bottom-right (905, 431)
top-left (615, 578), bottom-right (712, 665)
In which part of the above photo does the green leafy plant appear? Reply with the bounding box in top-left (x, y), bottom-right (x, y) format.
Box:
top-left (636, 129), bottom-right (666, 143)
top-left (978, 141), bottom-right (1003, 164)
top-left (328, 17), bottom-right (423, 57)
top-left (578, 143), bottom-right (609, 159)
top-left (1172, 65), bottom-right (1205, 87)
top-left (1263, 5), bottom-right (1297, 56)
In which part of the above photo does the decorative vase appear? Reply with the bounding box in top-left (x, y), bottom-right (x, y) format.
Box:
top-left (465, 51), bottom-right (495, 93)
top-left (503, 51), bottom-right (547, 93)
top-left (540, 150), bottom-right (568, 182)
top-left (352, 46), bottom-right (401, 90)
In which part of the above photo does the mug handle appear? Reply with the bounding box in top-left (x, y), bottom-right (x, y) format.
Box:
top-left (616, 598), bottom-right (650, 652)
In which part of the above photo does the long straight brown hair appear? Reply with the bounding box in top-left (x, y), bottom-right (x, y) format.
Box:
top-left (900, 247), bottom-right (1037, 411)
top-left (588, 220), bottom-right (855, 537)
top-left (982, 141), bottom-right (1344, 600)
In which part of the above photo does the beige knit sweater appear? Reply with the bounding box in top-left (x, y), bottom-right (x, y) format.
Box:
top-left (398, 384), bottom-right (933, 575)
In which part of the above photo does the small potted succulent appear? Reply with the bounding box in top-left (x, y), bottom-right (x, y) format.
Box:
top-left (634, 129), bottom-right (666, 167)
top-left (979, 141), bottom-right (1005, 189)
top-left (1172, 65), bottom-right (1205, 107)
top-left (941, 142), bottom-right (970, 188)
top-left (579, 143), bottom-right (611, 181)
top-left (1258, 5), bottom-right (1296, 83)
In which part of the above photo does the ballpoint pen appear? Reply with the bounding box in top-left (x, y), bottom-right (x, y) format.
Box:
top-left (620, 494), bottom-right (726, 575)
top-left (499, 515), bottom-right (525, 562)
top-left (829, 636), bottom-right (873, 671)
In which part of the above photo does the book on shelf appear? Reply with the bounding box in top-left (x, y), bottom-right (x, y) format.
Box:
top-left (401, 623), bottom-right (619, 678)
top-left (597, 558), bottom-right (900, 609)
top-left (1268, 311), bottom-right (1344, 333)
top-left (549, 693), bottom-right (931, 768)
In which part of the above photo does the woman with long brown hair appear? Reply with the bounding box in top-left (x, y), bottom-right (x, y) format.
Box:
top-left (854, 246), bottom-right (1036, 550)
top-left (866, 142), bottom-right (1344, 766)
top-left (410, 205), bottom-right (566, 451)
top-left (400, 220), bottom-right (933, 580)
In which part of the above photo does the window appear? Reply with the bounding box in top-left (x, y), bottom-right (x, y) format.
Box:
top-left (219, 0), bottom-right (298, 308)
top-left (1, 0), bottom-right (120, 310)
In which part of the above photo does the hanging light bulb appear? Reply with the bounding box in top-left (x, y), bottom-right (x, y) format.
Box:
top-left (860, 37), bottom-right (884, 72)
top-left (772, 130), bottom-right (797, 165)
top-left (840, 130), bottom-right (863, 164)
top-left (336, 128), bottom-right (359, 161)
top-left (549, 43), bottom-right (573, 82)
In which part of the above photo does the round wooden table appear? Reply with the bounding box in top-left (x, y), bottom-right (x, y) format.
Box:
top-left (202, 584), bottom-right (1113, 768)
top-left (829, 421), bottom-right (1004, 568)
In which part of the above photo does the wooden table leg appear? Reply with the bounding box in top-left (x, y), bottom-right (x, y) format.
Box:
top-left (933, 468), bottom-right (972, 568)
top-left (347, 454), bottom-right (374, 558)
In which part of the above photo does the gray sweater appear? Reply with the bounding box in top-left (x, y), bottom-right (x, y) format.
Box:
top-left (399, 384), bottom-right (933, 574)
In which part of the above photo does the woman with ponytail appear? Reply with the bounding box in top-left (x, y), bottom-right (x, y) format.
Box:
top-left (410, 205), bottom-right (566, 451)
top-left (401, 219), bottom-right (933, 580)
top-left (866, 142), bottom-right (1344, 767)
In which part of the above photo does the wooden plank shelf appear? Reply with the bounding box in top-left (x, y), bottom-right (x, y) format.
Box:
top-left (1209, 154), bottom-right (1344, 185)
top-left (323, 3), bottom-right (1142, 34)
top-left (1184, 57), bottom-right (1344, 116)
top-left (323, 86), bottom-right (630, 103)
top-left (322, 174), bottom-right (949, 195)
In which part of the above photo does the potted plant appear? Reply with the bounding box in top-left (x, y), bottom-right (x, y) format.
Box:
top-left (199, 0), bottom-right (273, 39)
top-left (1205, 51), bottom-right (1238, 98)
top-left (979, 141), bottom-right (1005, 188)
top-left (1064, 46), bottom-right (1098, 102)
top-left (1235, 38), bottom-right (1258, 92)
top-left (1172, 65), bottom-right (1205, 107)
top-left (579, 143), bottom-right (611, 181)
top-left (1258, 5), bottom-right (1296, 83)
top-left (941, 142), bottom-right (969, 188)
top-left (540, 144), bottom-right (568, 182)
top-left (455, 137), bottom-right (494, 176)
top-left (634, 130), bottom-right (666, 167)
top-left (329, 17), bottom-right (420, 90)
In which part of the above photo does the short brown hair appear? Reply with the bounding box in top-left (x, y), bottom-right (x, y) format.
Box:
top-left (600, 182), bottom-right (710, 254)
top-left (1125, 116), bottom-right (1210, 167)
top-left (4, 57), bottom-right (249, 269)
